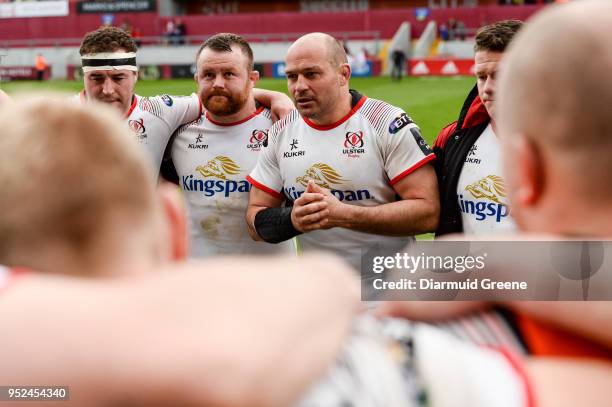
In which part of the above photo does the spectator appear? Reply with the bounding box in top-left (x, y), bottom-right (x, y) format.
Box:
top-left (456, 20), bottom-right (467, 41)
top-left (439, 23), bottom-right (450, 41)
top-left (34, 53), bottom-right (48, 81)
top-left (390, 49), bottom-right (406, 81)
top-left (174, 18), bottom-right (186, 45)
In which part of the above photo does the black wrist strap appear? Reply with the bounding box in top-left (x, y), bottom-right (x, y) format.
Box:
top-left (254, 207), bottom-right (302, 243)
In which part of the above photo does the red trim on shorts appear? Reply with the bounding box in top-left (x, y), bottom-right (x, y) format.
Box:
top-left (124, 95), bottom-right (138, 118)
top-left (302, 95), bottom-right (366, 131)
top-left (389, 154), bottom-right (435, 186)
top-left (206, 105), bottom-right (265, 126)
top-left (496, 347), bottom-right (536, 407)
top-left (246, 175), bottom-right (284, 200)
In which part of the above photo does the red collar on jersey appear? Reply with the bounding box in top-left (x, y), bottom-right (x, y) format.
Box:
top-left (205, 105), bottom-right (265, 127)
top-left (302, 93), bottom-right (366, 131)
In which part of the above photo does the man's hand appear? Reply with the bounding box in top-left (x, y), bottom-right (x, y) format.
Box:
top-left (304, 181), bottom-right (348, 228)
top-left (291, 181), bottom-right (330, 232)
top-left (268, 92), bottom-right (294, 122)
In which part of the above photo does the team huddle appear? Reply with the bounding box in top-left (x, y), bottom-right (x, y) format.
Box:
top-left (1, 0), bottom-right (612, 406)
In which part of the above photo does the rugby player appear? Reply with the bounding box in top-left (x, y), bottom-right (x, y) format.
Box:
top-left (434, 20), bottom-right (522, 236)
top-left (0, 96), bottom-right (359, 406)
top-left (246, 32), bottom-right (439, 270)
top-left (169, 33), bottom-right (295, 256)
top-left (0, 97), bottom-right (533, 407)
top-left (1, 96), bottom-right (577, 407)
top-left (379, 1), bottom-right (612, 405)
top-left (78, 27), bottom-right (293, 175)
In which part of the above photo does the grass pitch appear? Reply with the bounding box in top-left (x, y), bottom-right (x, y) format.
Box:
top-left (1, 76), bottom-right (474, 144)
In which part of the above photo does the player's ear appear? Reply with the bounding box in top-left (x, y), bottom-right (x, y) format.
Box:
top-left (250, 69), bottom-right (260, 85)
top-left (339, 63), bottom-right (351, 86)
top-left (156, 182), bottom-right (188, 262)
top-left (504, 134), bottom-right (542, 207)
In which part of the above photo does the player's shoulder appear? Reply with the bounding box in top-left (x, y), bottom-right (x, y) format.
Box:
top-left (259, 106), bottom-right (273, 121)
top-left (174, 114), bottom-right (204, 137)
top-left (358, 97), bottom-right (415, 136)
top-left (138, 94), bottom-right (195, 117)
top-left (268, 108), bottom-right (301, 139)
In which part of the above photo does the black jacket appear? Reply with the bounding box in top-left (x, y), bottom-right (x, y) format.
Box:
top-left (433, 85), bottom-right (490, 237)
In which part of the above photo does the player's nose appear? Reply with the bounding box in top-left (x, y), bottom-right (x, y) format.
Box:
top-left (102, 77), bottom-right (114, 94)
top-left (483, 76), bottom-right (495, 96)
top-left (212, 74), bottom-right (225, 89)
top-left (294, 74), bottom-right (309, 93)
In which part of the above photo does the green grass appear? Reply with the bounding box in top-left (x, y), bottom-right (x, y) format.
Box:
top-left (1, 76), bottom-right (474, 144)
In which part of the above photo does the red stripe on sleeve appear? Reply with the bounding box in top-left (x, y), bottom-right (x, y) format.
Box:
top-left (246, 175), bottom-right (284, 200)
top-left (389, 154), bottom-right (436, 186)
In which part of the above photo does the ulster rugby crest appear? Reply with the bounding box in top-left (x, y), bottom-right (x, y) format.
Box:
top-left (342, 131), bottom-right (365, 158)
top-left (128, 118), bottom-right (147, 143)
top-left (247, 129), bottom-right (268, 151)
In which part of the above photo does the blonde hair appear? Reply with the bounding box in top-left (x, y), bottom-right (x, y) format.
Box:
top-left (0, 95), bottom-right (156, 269)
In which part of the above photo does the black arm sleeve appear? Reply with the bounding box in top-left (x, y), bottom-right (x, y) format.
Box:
top-left (254, 207), bottom-right (302, 244)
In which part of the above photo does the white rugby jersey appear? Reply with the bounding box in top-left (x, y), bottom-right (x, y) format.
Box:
top-left (79, 91), bottom-right (202, 173)
top-left (457, 124), bottom-right (516, 234)
top-left (171, 106), bottom-right (296, 257)
top-left (248, 92), bottom-right (435, 271)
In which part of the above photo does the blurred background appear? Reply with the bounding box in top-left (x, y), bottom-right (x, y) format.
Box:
top-left (0, 0), bottom-right (560, 143)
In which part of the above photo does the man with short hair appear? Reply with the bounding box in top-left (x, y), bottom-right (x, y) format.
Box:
top-left (380, 2), bottom-right (612, 404)
top-left (0, 97), bottom-right (534, 407)
top-left (434, 20), bottom-right (523, 236)
top-left (169, 33), bottom-right (295, 256)
top-left (78, 26), bottom-right (292, 176)
top-left (247, 32), bottom-right (439, 270)
top-left (0, 96), bottom-right (359, 406)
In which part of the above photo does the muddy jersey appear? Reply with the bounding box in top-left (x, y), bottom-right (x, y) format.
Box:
top-left (248, 92), bottom-right (435, 270)
top-left (171, 106), bottom-right (296, 257)
top-left (79, 91), bottom-right (202, 174)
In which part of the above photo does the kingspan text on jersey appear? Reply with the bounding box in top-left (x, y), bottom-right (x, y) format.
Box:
top-left (182, 175), bottom-right (251, 197)
top-left (284, 186), bottom-right (375, 202)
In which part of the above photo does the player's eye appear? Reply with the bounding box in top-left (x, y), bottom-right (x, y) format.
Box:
top-left (224, 72), bottom-right (235, 78)
top-left (286, 74), bottom-right (297, 81)
top-left (305, 72), bottom-right (318, 79)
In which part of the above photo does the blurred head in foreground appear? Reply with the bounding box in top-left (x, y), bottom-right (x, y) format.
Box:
top-left (0, 96), bottom-right (186, 276)
top-left (498, 0), bottom-right (612, 237)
